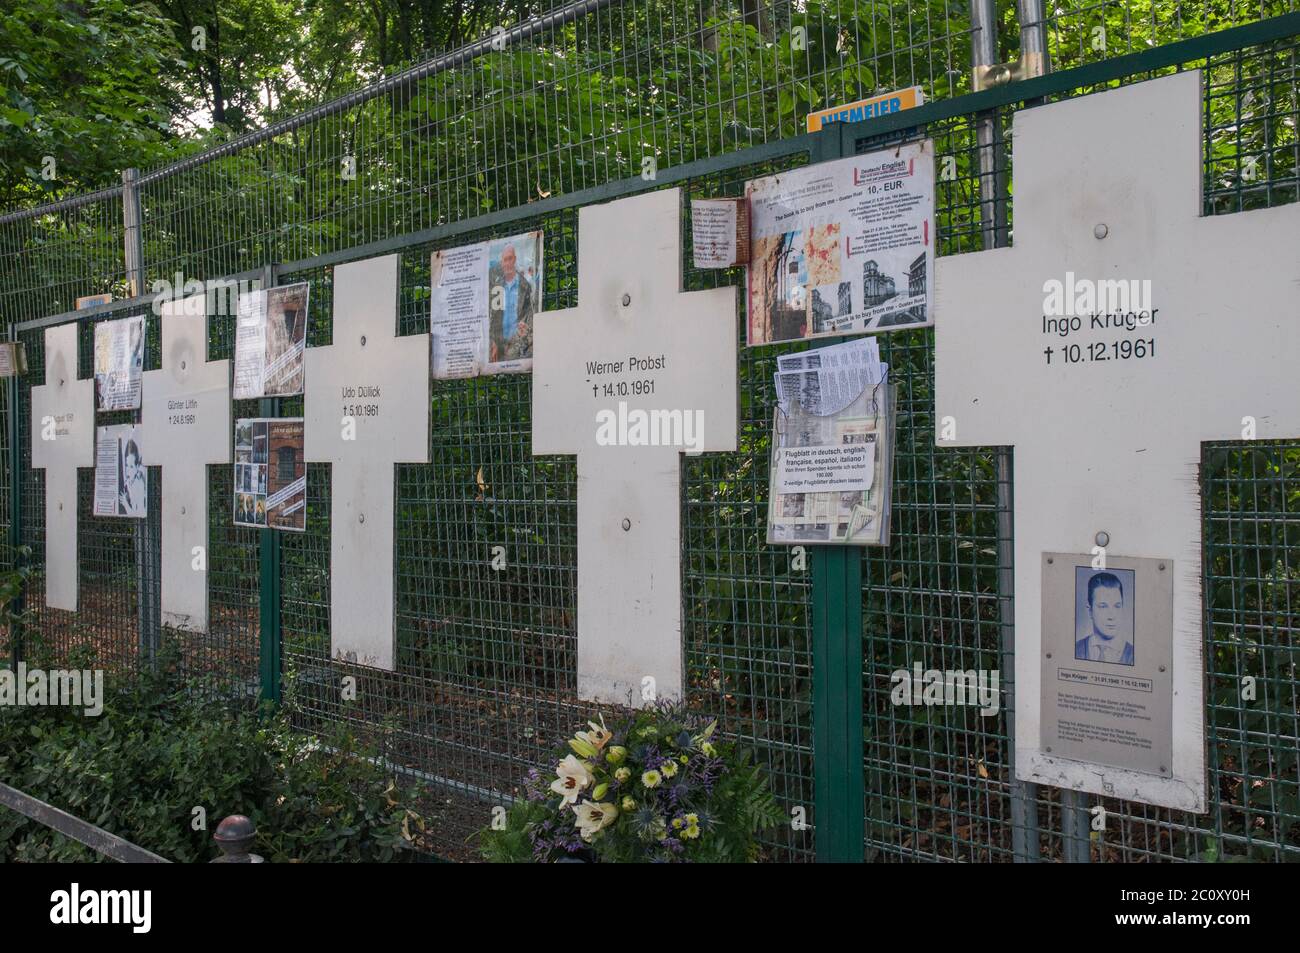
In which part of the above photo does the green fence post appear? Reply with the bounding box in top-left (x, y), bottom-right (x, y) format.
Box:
top-left (258, 264), bottom-right (282, 707)
top-left (808, 121), bottom-right (866, 863)
top-left (7, 324), bottom-right (23, 669)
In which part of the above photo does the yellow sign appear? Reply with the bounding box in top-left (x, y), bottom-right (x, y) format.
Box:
top-left (806, 87), bottom-right (924, 133)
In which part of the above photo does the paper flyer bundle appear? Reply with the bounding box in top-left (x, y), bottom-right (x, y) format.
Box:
top-left (430, 230), bottom-right (543, 379)
top-left (233, 417), bottom-right (306, 531)
top-left (767, 339), bottom-right (895, 546)
top-left (746, 141), bottom-right (934, 346)
top-left (93, 423), bottom-right (147, 518)
top-left (234, 283), bottom-right (309, 399)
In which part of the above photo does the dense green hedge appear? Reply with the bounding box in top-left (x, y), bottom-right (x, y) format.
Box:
top-left (0, 670), bottom-right (427, 862)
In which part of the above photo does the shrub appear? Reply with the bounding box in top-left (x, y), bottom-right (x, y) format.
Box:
top-left (0, 671), bottom-right (424, 862)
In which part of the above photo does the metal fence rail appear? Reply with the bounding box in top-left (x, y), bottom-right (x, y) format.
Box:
top-left (1, 1), bottom-right (1297, 863)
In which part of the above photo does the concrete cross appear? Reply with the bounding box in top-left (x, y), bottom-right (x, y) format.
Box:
top-left (140, 296), bottom-right (231, 632)
top-left (304, 255), bottom-right (430, 669)
top-left (935, 71), bottom-right (1300, 811)
top-left (30, 323), bottom-right (95, 611)
top-left (532, 187), bottom-right (738, 706)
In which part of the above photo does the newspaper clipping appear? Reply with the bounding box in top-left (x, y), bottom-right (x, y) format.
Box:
top-left (93, 315), bottom-right (144, 411)
top-left (234, 283), bottom-right (309, 399)
top-left (233, 417), bottom-right (306, 531)
top-left (746, 141), bottom-right (934, 346)
top-left (93, 424), bottom-right (147, 518)
top-left (430, 230), bottom-right (543, 379)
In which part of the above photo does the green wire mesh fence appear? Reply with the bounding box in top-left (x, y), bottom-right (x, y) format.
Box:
top-left (0, 1), bottom-right (1296, 862)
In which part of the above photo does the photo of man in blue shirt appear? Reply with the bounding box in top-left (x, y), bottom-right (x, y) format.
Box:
top-left (488, 241), bottom-right (537, 364)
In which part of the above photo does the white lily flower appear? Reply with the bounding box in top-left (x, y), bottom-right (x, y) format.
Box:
top-left (573, 801), bottom-right (619, 841)
top-left (550, 755), bottom-right (594, 806)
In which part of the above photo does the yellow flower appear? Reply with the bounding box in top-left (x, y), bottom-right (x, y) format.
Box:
top-left (671, 817), bottom-right (684, 829)
top-left (682, 823), bottom-right (701, 840)
top-left (684, 813), bottom-right (699, 826)
top-left (661, 761), bottom-right (678, 779)
top-left (606, 746), bottom-right (628, 765)
top-left (573, 802), bottom-right (619, 841)
top-left (549, 755), bottom-right (594, 806)
top-left (700, 742), bottom-right (716, 757)
top-left (621, 796), bottom-right (636, 812)
top-left (614, 767), bottom-right (631, 783)
top-left (679, 755), bottom-right (689, 764)
top-left (641, 769), bottom-right (662, 789)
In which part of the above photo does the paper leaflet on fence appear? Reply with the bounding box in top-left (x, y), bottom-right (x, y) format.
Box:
top-left (746, 141), bottom-right (934, 346)
top-left (93, 423), bottom-right (147, 518)
top-left (233, 417), bottom-right (306, 531)
top-left (767, 338), bottom-right (895, 546)
top-left (93, 315), bottom-right (144, 411)
top-left (430, 230), bottom-right (543, 379)
top-left (234, 283), bottom-right (309, 399)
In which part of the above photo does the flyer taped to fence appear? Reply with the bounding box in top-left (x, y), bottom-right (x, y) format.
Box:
top-left (746, 140), bottom-right (934, 347)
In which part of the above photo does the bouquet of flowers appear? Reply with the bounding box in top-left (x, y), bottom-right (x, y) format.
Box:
top-left (479, 703), bottom-right (784, 863)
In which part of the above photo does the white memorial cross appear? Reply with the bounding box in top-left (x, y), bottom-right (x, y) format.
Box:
top-left (533, 187), bottom-right (738, 706)
top-left (140, 296), bottom-right (231, 632)
top-left (935, 71), bottom-right (1300, 811)
top-left (30, 323), bottom-right (95, 611)
top-left (305, 255), bottom-right (430, 670)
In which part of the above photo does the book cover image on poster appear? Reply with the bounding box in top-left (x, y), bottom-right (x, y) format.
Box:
top-left (233, 418), bottom-right (306, 531)
top-left (93, 315), bottom-right (144, 411)
top-left (93, 424), bottom-right (147, 518)
top-left (746, 141), bottom-right (934, 346)
top-left (430, 230), bottom-right (543, 379)
top-left (234, 283), bottom-right (309, 399)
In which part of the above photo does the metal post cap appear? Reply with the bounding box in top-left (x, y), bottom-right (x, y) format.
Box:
top-left (211, 814), bottom-right (264, 863)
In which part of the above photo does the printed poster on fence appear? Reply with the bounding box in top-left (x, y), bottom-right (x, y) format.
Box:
top-left (93, 423), bottom-right (147, 518)
top-left (93, 315), bottom-right (144, 411)
top-left (746, 141), bottom-right (934, 346)
top-left (430, 230), bottom-right (543, 379)
top-left (234, 283), bottom-right (309, 399)
top-left (233, 417), bottom-right (306, 531)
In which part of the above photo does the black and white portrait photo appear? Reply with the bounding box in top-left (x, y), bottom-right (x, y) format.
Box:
top-left (1074, 566), bottom-right (1136, 666)
top-left (117, 436), bottom-right (147, 517)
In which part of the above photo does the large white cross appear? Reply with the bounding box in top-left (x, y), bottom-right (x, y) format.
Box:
top-left (532, 187), bottom-right (738, 706)
top-left (304, 255), bottom-right (430, 669)
top-left (30, 323), bottom-right (95, 611)
top-left (935, 71), bottom-right (1300, 811)
top-left (140, 296), bottom-right (231, 632)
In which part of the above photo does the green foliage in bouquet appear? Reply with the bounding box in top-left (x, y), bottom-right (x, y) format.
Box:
top-left (479, 702), bottom-right (783, 863)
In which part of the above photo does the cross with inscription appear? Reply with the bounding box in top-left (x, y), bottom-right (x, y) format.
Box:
top-left (30, 323), bottom-right (95, 611)
top-left (935, 71), bottom-right (1300, 811)
top-left (140, 296), bottom-right (231, 632)
top-left (304, 255), bottom-right (430, 670)
top-left (532, 187), bottom-right (738, 706)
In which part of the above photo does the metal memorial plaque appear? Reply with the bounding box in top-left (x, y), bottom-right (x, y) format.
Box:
top-left (30, 324), bottom-right (95, 611)
top-left (304, 254), bottom-right (430, 670)
top-left (141, 296), bottom-right (231, 632)
top-left (1041, 554), bottom-right (1173, 779)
